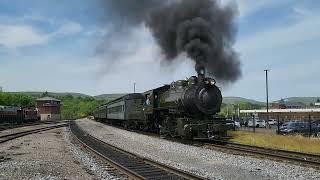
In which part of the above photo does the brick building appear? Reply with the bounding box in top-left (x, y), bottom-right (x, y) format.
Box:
top-left (271, 99), bottom-right (305, 109)
top-left (240, 109), bottom-right (320, 122)
top-left (36, 97), bottom-right (61, 121)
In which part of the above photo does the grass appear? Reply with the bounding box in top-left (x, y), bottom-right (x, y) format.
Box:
top-left (229, 131), bottom-right (320, 155)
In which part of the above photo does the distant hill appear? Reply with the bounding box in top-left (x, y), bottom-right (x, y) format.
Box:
top-left (273, 97), bottom-right (320, 106)
top-left (9, 91), bottom-right (90, 98)
top-left (222, 97), bottom-right (265, 105)
top-left (94, 93), bottom-right (127, 101)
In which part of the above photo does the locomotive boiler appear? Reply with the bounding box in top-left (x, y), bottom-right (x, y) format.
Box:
top-left (94, 72), bottom-right (230, 140)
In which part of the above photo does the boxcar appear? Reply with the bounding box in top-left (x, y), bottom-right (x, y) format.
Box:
top-left (0, 106), bottom-right (23, 124)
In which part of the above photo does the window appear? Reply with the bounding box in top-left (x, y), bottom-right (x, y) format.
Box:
top-left (107, 105), bottom-right (124, 113)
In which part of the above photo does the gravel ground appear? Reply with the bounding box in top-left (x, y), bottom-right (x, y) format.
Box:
top-left (77, 119), bottom-right (320, 180)
top-left (0, 127), bottom-right (119, 180)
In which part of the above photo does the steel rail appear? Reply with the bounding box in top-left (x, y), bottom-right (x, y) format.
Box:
top-left (205, 142), bottom-right (320, 168)
top-left (0, 120), bottom-right (69, 131)
top-left (70, 121), bottom-right (206, 180)
top-left (0, 123), bottom-right (68, 144)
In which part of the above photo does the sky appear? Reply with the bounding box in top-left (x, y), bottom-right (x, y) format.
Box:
top-left (0, 0), bottom-right (319, 101)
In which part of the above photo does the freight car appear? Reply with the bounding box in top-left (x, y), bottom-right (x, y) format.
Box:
top-left (94, 73), bottom-right (230, 140)
top-left (0, 105), bottom-right (39, 124)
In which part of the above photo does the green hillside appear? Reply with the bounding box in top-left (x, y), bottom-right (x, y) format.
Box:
top-left (273, 97), bottom-right (320, 106)
top-left (222, 96), bottom-right (265, 105)
top-left (9, 91), bottom-right (90, 98)
top-left (94, 93), bottom-right (127, 101)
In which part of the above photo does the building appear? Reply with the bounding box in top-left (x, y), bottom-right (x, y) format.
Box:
top-left (240, 108), bottom-right (320, 122)
top-left (271, 99), bottom-right (305, 109)
top-left (36, 97), bottom-right (61, 121)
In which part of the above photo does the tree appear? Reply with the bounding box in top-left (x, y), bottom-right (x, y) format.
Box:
top-left (41, 91), bottom-right (49, 97)
top-left (0, 92), bottom-right (34, 107)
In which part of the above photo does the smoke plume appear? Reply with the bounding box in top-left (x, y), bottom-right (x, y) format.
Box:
top-left (99, 0), bottom-right (241, 83)
top-left (146, 0), bottom-right (241, 82)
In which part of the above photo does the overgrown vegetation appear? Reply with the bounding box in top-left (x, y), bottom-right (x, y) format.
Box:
top-left (57, 95), bottom-right (106, 119)
top-left (0, 92), bottom-right (34, 107)
top-left (0, 92), bottom-right (107, 120)
top-left (229, 131), bottom-right (320, 154)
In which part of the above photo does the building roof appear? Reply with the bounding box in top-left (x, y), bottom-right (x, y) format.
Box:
top-left (272, 100), bottom-right (305, 107)
top-left (241, 108), bottom-right (320, 113)
top-left (36, 96), bottom-right (61, 102)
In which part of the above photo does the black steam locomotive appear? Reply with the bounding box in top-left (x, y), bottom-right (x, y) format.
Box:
top-left (94, 72), bottom-right (230, 140)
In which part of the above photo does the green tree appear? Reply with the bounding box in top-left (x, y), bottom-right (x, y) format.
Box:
top-left (41, 91), bottom-right (49, 97)
top-left (0, 92), bottom-right (34, 107)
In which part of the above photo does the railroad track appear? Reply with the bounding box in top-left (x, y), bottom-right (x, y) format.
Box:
top-left (95, 119), bottom-right (320, 169)
top-left (70, 121), bottom-right (205, 180)
top-left (0, 123), bottom-right (68, 144)
top-left (0, 120), bottom-right (69, 131)
top-left (205, 142), bottom-right (320, 168)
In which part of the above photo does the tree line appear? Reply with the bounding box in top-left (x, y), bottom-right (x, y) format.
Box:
top-left (0, 92), bottom-right (107, 120)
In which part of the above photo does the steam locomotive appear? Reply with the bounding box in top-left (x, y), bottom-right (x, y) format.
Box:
top-left (94, 72), bottom-right (230, 140)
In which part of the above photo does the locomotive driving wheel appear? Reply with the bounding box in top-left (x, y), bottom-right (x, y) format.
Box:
top-left (160, 115), bottom-right (176, 137)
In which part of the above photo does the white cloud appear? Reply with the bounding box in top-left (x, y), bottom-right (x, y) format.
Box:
top-left (223, 0), bottom-right (290, 19)
top-left (0, 25), bottom-right (49, 48)
top-left (54, 21), bottom-right (83, 35)
top-left (236, 13), bottom-right (320, 56)
top-left (0, 19), bottom-right (83, 49)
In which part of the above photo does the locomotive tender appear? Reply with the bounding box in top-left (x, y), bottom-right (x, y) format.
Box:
top-left (94, 73), bottom-right (230, 140)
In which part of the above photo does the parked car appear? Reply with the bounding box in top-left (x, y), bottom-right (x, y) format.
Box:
top-left (248, 119), bottom-right (266, 128)
top-left (226, 119), bottom-right (241, 129)
top-left (277, 121), bottom-right (308, 135)
top-left (268, 119), bottom-right (277, 125)
top-left (234, 121), bottom-right (241, 128)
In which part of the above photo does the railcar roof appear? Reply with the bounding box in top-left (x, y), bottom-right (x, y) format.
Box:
top-left (143, 85), bottom-right (170, 94)
top-left (104, 93), bottom-right (144, 106)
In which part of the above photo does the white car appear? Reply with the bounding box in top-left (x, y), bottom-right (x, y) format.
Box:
top-left (234, 121), bottom-right (241, 128)
top-left (248, 119), bottom-right (266, 128)
top-left (268, 119), bottom-right (277, 125)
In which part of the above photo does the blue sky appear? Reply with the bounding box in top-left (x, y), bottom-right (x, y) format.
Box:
top-left (0, 0), bottom-right (319, 101)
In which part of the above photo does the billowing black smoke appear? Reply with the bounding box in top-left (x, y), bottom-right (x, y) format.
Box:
top-left (99, 0), bottom-right (241, 83)
top-left (146, 0), bottom-right (241, 82)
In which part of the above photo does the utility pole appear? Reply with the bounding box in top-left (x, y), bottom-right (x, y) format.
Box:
top-left (133, 83), bottom-right (136, 93)
top-left (237, 104), bottom-right (240, 120)
top-left (264, 69), bottom-right (269, 128)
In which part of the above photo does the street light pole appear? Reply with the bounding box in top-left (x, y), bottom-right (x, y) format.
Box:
top-left (134, 83), bottom-right (136, 93)
top-left (264, 69), bottom-right (269, 128)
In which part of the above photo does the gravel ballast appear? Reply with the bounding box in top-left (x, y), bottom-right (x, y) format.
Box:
top-left (77, 119), bottom-right (320, 180)
top-left (0, 127), bottom-right (119, 179)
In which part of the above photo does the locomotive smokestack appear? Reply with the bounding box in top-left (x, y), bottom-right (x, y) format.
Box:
top-left (197, 64), bottom-right (205, 83)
